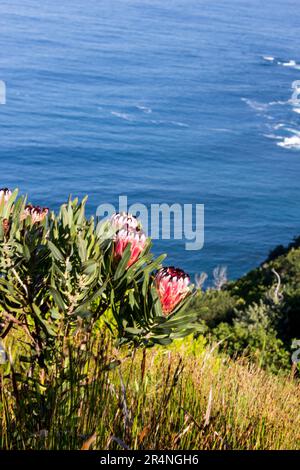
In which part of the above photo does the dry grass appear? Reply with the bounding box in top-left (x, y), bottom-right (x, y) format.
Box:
top-left (111, 340), bottom-right (300, 450)
top-left (1, 334), bottom-right (299, 450)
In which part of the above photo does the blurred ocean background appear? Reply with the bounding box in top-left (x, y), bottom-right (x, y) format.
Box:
top-left (1, 0), bottom-right (300, 280)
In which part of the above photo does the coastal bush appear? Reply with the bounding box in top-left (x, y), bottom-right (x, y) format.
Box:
top-left (228, 242), bottom-right (300, 345)
top-left (210, 303), bottom-right (291, 373)
top-left (0, 188), bottom-right (200, 356)
top-left (188, 289), bottom-right (240, 328)
top-left (0, 188), bottom-right (299, 449)
top-left (188, 239), bottom-right (300, 373)
top-left (0, 188), bottom-right (204, 446)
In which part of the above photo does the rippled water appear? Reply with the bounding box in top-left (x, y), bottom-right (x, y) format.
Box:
top-left (1, 0), bottom-right (300, 280)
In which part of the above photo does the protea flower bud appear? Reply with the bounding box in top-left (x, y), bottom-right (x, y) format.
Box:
top-left (155, 267), bottom-right (190, 315)
top-left (114, 228), bottom-right (147, 267)
top-left (110, 212), bottom-right (141, 232)
top-left (21, 205), bottom-right (49, 224)
top-left (0, 188), bottom-right (12, 204)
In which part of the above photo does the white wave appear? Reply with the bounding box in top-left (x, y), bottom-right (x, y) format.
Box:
top-left (111, 111), bottom-right (133, 121)
top-left (241, 98), bottom-right (268, 112)
top-left (284, 127), bottom-right (300, 135)
top-left (136, 105), bottom-right (152, 114)
top-left (273, 123), bottom-right (285, 130)
top-left (277, 59), bottom-right (300, 70)
top-left (268, 100), bottom-right (288, 106)
top-left (210, 127), bottom-right (237, 133)
top-left (170, 121), bottom-right (189, 128)
top-left (150, 119), bottom-right (189, 128)
top-left (282, 60), bottom-right (297, 67)
top-left (289, 98), bottom-right (300, 107)
top-left (277, 135), bottom-right (300, 149)
top-left (293, 108), bottom-right (300, 114)
top-left (292, 79), bottom-right (300, 89)
top-left (263, 56), bottom-right (300, 70)
top-left (264, 133), bottom-right (282, 140)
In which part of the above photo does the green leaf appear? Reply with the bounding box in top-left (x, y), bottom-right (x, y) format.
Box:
top-left (125, 327), bottom-right (144, 335)
top-left (48, 240), bottom-right (65, 262)
top-left (22, 244), bottom-right (31, 262)
top-left (152, 336), bottom-right (172, 345)
top-left (49, 288), bottom-right (66, 311)
top-left (82, 260), bottom-right (97, 275)
top-left (32, 303), bottom-right (56, 337)
top-left (113, 244), bottom-right (131, 281)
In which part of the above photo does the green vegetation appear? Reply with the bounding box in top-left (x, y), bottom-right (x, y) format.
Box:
top-left (190, 238), bottom-right (300, 374)
top-left (1, 333), bottom-right (299, 450)
top-left (0, 189), bottom-right (299, 450)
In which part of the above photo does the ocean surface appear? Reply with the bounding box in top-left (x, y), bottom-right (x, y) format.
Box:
top-left (1, 0), bottom-right (300, 281)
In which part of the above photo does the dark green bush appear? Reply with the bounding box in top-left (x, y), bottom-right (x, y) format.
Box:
top-left (188, 239), bottom-right (300, 373)
top-left (210, 302), bottom-right (291, 373)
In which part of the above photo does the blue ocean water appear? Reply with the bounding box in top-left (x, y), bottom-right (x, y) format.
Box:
top-left (1, 0), bottom-right (300, 280)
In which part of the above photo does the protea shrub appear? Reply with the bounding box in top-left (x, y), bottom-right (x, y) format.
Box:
top-left (0, 187), bottom-right (203, 443)
top-left (0, 188), bottom-right (200, 361)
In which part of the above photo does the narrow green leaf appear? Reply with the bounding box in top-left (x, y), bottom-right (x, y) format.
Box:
top-left (48, 240), bottom-right (65, 262)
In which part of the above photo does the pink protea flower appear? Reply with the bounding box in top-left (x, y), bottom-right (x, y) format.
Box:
top-left (114, 228), bottom-right (147, 267)
top-left (21, 204), bottom-right (49, 224)
top-left (155, 267), bottom-right (190, 316)
top-left (110, 212), bottom-right (141, 232)
top-left (0, 188), bottom-right (12, 204)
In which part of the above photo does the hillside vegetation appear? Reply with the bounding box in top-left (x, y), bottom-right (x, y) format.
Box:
top-left (189, 237), bottom-right (300, 374)
top-left (1, 333), bottom-right (300, 450)
top-left (0, 189), bottom-right (299, 450)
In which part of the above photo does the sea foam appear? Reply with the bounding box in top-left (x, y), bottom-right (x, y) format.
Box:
top-left (111, 111), bottom-right (133, 121)
top-left (277, 135), bottom-right (300, 149)
top-left (241, 98), bottom-right (269, 112)
top-left (136, 105), bottom-right (152, 114)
